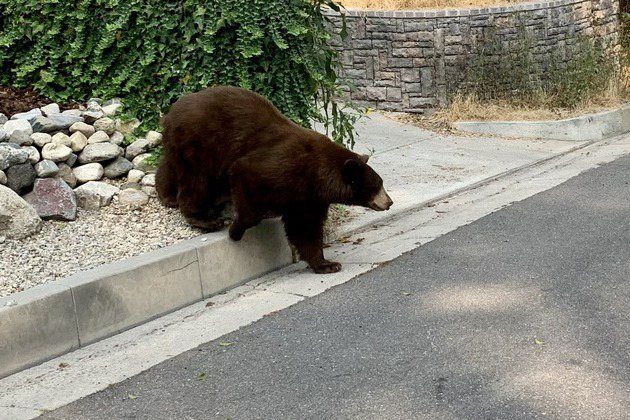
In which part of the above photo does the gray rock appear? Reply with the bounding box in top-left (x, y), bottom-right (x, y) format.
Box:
top-left (51, 132), bottom-right (72, 147)
top-left (23, 178), bottom-right (77, 221)
top-left (11, 108), bottom-right (42, 122)
top-left (35, 160), bottom-right (59, 178)
top-left (102, 103), bottom-right (123, 117)
top-left (2, 119), bottom-right (33, 137)
top-left (48, 114), bottom-right (83, 130)
top-left (132, 153), bottom-right (156, 173)
top-left (93, 117), bottom-right (116, 135)
top-left (125, 138), bottom-right (152, 160)
top-left (56, 164), bottom-right (77, 188)
top-left (0, 143), bottom-right (29, 171)
top-left (146, 131), bottom-right (163, 147)
top-left (87, 98), bottom-right (103, 109)
top-left (0, 113), bottom-right (7, 125)
top-left (109, 131), bottom-right (124, 146)
top-left (69, 121), bottom-right (95, 137)
top-left (142, 186), bottom-right (157, 198)
top-left (118, 188), bottom-right (149, 208)
top-left (73, 163), bottom-right (104, 184)
top-left (22, 146), bottom-right (40, 164)
top-left (40, 103), bottom-right (61, 116)
top-left (103, 98), bottom-right (123, 107)
top-left (74, 181), bottom-right (119, 210)
top-left (103, 157), bottom-right (133, 179)
top-left (10, 130), bottom-right (33, 146)
top-left (6, 163), bottom-right (36, 194)
top-left (31, 132), bottom-right (53, 147)
top-left (78, 142), bottom-right (120, 164)
top-left (62, 109), bottom-right (84, 118)
top-left (0, 130), bottom-right (7, 142)
top-left (66, 153), bottom-right (78, 167)
top-left (69, 131), bottom-right (88, 152)
top-left (127, 169), bottom-right (145, 183)
top-left (0, 170), bottom-right (6, 185)
top-left (31, 116), bottom-right (61, 133)
top-left (140, 173), bottom-right (156, 187)
top-left (41, 143), bottom-right (73, 162)
top-left (0, 184), bottom-right (42, 239)
top-left (83, 110), bottom-right (104, 124)
top-left (87, 130), bottom-right (109, 144)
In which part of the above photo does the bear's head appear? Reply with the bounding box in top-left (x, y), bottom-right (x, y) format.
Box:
top-left (342, 154), bottom-right (393, 211)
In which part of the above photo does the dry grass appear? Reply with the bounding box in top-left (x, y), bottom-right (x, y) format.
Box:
top-left (339, 0), bottom-right (525, 10)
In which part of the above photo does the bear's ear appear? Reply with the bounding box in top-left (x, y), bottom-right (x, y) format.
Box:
top-left (359, 154), bottom-right (370, 163)
top-left (342, 159), bottom-right (364, 185)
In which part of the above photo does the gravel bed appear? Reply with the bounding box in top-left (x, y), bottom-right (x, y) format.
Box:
top-left (0, 199), bottom-right (203, 297)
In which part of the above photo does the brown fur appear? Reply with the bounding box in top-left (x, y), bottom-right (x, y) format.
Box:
top-left (156, 86), bottom-right (392, 273)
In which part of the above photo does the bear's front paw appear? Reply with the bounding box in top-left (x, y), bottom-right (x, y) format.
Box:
top-left (312, 261), bottom-right (342, 274)
top-left (229, 223), bottom-right (245, 241)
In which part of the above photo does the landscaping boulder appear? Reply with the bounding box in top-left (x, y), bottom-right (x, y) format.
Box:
top-left (78, 142), bottom-right (120, 164)
top-left (109, 131), bottom-right (124, 146)
top-left (6, 163), bottom-right (36, 194)
top-left (41, 103), bottom-right (61, 116)
top-left (74, 181), bottom-right (119, 210)
top-left (73, 163), bottom-right (104, 183)
top-left (140, 173), bottom-right (156, 187)
top-left (132, 153), bottom-right (156, 173)
top-left (142, 186), bottom-right (157, 198)
top-left (56, 164), bottom-right (77, 188)
top-left (31, 132), bottom-right (52, 147)
top-left (93, 117), bottom-right (116, 135)
top-left (103, 157), bottom-right (133, 179)
top-left (31, 116), bottom-right (61, 133)
top-left (87, 130), bottom-right (110, 144)
top-left (2, 119), bottom-right (33, 137)
top-left (125, 138), bottom-right (152, 160)
top-left (0, 129), bottom-right (7, 142)
top-left (48, 114), bottom-right (83, 129)
top-left (70, 131), bottom-right (88, 152)
top-left (10, 130), bottom-right (32, 146)
top-left (119, 188), bottom-right (149, 208)
top-left (70, 121), bottom-right (95, 137)
top-left (22, 146), bottom-right (40, 164)
top-left (35, 160), bottom-right (59, 178)
top-left (0, 113), bottom-right (7, 125)
top-left (0, 170), bottom-right (6, 185)
top-left (0, 184), bottom-right (42, 239)
top-left (24, 178), bottom-right (77, 221)
top-left (0, 143), bottom-right (29, 171)
top-left (11, 108), bottom-right (42, 122)
top-left (42, 143), bottom-right (73, 162)
top-left (52, 132), bottom-right (72, 147)
top-left (127, 169), bottom-right (145, 183)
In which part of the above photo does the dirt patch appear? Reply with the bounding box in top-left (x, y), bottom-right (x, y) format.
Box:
top-left (339, 0), bottom-right (526, 10)
top-left (0, 86), bottom-right (77, 117)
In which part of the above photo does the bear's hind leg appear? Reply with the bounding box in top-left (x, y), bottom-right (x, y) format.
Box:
top-left (283, 205), bottom-right (341, 274)
top-left (228, 161), bottom-right (263, 241)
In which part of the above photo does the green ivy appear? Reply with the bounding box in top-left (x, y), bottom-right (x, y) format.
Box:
top-left (0, 0), bottom-right (357, 147)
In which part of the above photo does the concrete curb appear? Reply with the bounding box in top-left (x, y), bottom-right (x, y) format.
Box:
top-left (453, 104), bottom-right (630, 141)
top-left (0, 219), bottom-right (292, 379)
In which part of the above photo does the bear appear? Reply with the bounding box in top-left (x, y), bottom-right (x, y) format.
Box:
top-left (156, 86), bottom-right (393, 274)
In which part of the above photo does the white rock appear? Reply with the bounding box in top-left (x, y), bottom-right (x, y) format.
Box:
top-left (109, 131), bottom-right (124, 146)
top-left (102, 103), bottom-right (123, 117)
top-left (0, 170), bottom-right (6, 185)
top-left (62, 109), bottom-right (84, 118)
top-left (0, 184), bottom-right (42, 239)
top-left (22, 146), bottom-right (40, 164)
top-left (93, 117), bottom-right (116, 135)
top-left (87, 130), bottom-right (110, 144)
top-left (146, 131), bottom-right (163, 147)
top-left (41, 143), bottom-right (73, 162)
top-left (69, 131), bottom-right (88, 152)
top-left (51, 132), bottom-right (72, 147)
top-left (141, 186), bottom-right (157, 198)
top-left (125, 138), bottom-right (151, 160)
top-left (41, 103), bottom-right (61, 116)
top-left (132, 153), bottom-right (156, 173)
top-left (127, 169), bottom-right (145, 184)
top-left (73, 163), bottom-right (104, 183)
top-left (0, 144), bottom-right (29, 171)
top-left (140, 173), bottom-right (156, 187)
top-left (31, 132), bottom-right (53, 147)
top-left (69, 121), bottom-right (95, 137)
top-left (82, 110), bottom-right (104, 124)
top-left (118, 188), bottom-right (149, 208)
top-left (2, 119), bottom-right (33, 137)
top-left (74, 181), bottom-right (119, 210)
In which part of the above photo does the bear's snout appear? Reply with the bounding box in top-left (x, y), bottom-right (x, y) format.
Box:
top-left (369, 186), bottom-right (393, 211)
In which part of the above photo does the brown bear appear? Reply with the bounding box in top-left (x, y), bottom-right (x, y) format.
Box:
top-left (156, 86), bottom-right (393, 274)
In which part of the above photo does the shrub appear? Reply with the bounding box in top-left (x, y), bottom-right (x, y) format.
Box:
top-left (0, 0), bottom-right (357, 147)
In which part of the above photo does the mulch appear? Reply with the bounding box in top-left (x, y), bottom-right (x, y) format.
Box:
top-left (0, 86), bottom-right (79, 117)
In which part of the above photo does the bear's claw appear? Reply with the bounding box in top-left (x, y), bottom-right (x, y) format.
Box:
top-left (312, 261), bottom-right (342, 274)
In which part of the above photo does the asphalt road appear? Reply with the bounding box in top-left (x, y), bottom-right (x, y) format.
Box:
top-left (46, 156), bottom-right (630, 419)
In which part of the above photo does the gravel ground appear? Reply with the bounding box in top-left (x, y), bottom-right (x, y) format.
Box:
top-left (0, 198), bottom-right (203, 297)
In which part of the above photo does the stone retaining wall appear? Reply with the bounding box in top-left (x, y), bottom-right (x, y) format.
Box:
top-left (327, 0), bottom-right (620, 113)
